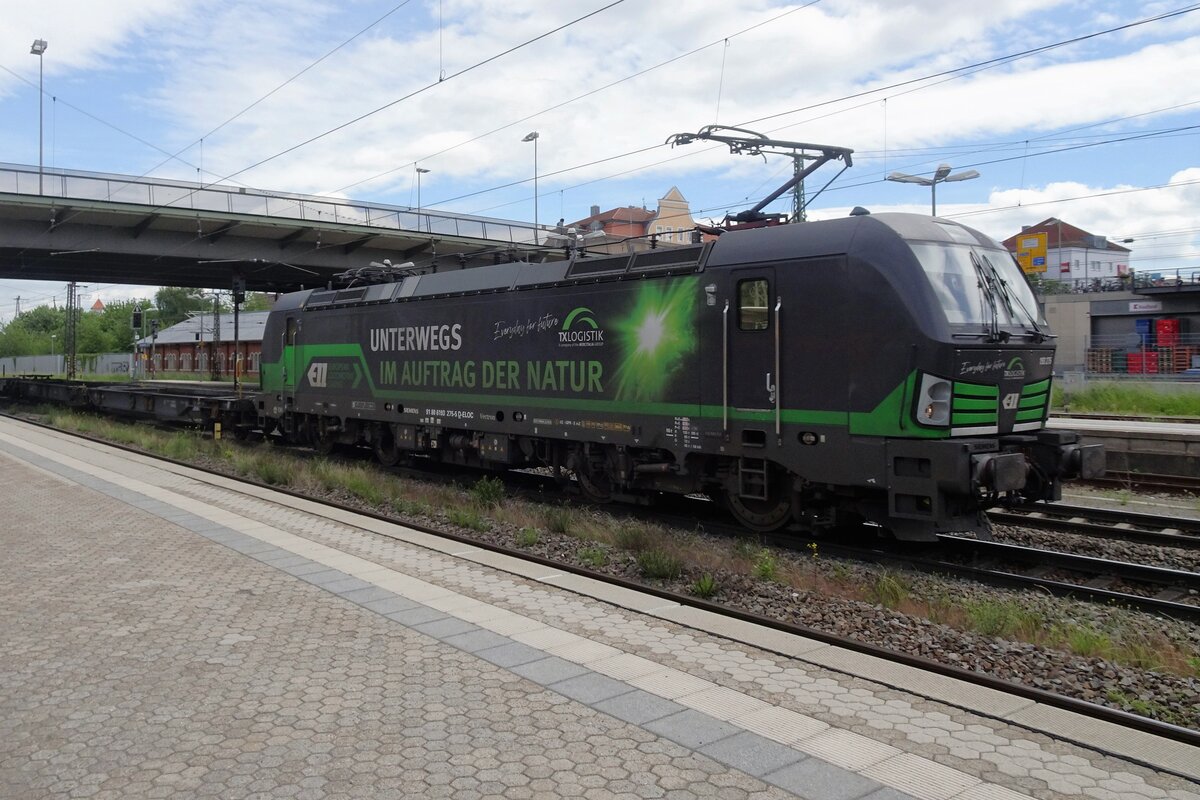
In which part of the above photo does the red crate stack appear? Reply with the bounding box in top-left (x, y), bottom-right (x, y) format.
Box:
top-left (1126, 351), bottom-right (1159, 374)
top-left (1156, 318), bottom-right (1180, 347)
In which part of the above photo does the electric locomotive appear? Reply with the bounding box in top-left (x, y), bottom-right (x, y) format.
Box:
top-left (253, 211), bottom-right (1103, 541)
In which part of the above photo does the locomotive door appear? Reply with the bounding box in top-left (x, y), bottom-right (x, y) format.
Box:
top-left (728, 268), bottom-right (777, 411)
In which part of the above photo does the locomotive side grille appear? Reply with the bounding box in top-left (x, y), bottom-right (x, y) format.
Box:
top-left (950, 381), bottom-right (998, 429)
top-left (1013, 378), bottom-right (1051, 425)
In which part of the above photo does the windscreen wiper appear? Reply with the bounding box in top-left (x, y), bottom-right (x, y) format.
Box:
top-left (981, 255), bottom-right (1053, 343)
top-left (969, 252), bottom-right (1007, 343)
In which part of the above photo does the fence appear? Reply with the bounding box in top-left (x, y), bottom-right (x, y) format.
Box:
top-left (1085, 332), bottom-right (1200, 376)
top-left (0, 353), bottom-right (132, 377)
top-left (0, 162), bottom-right (542, 244)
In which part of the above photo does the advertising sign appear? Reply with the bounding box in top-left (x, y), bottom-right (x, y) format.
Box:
top-left (1015, 232), bottom-right (1047, 274)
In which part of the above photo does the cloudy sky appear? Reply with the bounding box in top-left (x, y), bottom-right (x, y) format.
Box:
top-left (1, 0), bottom-right (1198, 321)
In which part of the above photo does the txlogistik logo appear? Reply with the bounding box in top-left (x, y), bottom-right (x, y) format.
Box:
top-left (1003, 356), bottom-right (1026, 380)
top-left (559, 307), bottom-right (605, 347)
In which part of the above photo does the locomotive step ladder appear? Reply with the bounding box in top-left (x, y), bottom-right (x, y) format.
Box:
top-left (738, 457), bottom-right (769, 501)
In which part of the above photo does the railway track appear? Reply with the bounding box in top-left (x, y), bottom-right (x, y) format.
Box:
top-left (1083, 471), bottom-right (1200, 494)
top-left (752, 530), bottom-right (1200, 624)
top-left (989, 502), bottom-right (1200, 549)
top-left (929, 537), bottom-right (1200, 622)
top-left (8, 410), bottom-right (1199, 751)
top-left (1052, 412), bottom-right (1200, 425)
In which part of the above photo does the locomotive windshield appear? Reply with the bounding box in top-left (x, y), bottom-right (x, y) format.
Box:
top-left (910, 242), bottom-right (1044, 336)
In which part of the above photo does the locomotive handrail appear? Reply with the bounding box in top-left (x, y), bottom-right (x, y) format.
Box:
top-left (774, 296), bottom-right (782, 441)
top-left (722, 299), bottom-right (730, 434)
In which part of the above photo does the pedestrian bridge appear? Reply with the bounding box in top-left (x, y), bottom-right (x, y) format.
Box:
top-left (0, 162), bottom-right (546, 294)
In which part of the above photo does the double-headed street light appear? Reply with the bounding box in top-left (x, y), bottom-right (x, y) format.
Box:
top-left (30, 38), bottom-right (48, 195)
top-left (886, 163), bottom-right (979, 216)
top-left (522, 131), bottom-right (539, 239)
top-left (415, 166), bottom-right (430, 214)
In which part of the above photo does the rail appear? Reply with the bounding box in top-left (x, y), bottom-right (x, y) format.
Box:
top-left (0, 161), bottom-right (543, 245)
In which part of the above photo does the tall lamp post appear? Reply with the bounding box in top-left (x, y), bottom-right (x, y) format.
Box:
top-left (886, 163), bottom-right (979, 216)
top-left (522, 131), bottom-right (539, 240)
top-left (49, 333), bottom-right (56, 372)
top-left (30, 38), bottom-right (48, 195)
top-left (415, 166), bottom-right (430, 215)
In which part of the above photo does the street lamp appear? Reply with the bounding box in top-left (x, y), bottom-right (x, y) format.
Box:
top-left (886, 163), bottom-right (979, 216)
top-left (30, 38), bottom-right (47, 195)
top-left (415, 167), bottom-right (430, 214)
top-left (49, 333), bottom-right (56, 370)
top-left (522, 131), bottom-right (539, 239)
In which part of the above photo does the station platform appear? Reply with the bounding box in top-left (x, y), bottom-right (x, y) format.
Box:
top-left (1, 415), bottom-right (1197, 800)
top-left (1047, 416), bottom-right (1200, 479)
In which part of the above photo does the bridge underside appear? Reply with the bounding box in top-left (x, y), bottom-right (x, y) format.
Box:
top-left (0, 194), bottom-right (545, 295)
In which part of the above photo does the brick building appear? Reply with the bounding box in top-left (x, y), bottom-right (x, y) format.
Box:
top-left (135, 311), bottom-right (268, 377)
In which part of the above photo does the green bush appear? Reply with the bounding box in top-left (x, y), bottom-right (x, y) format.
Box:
top-left (470, 476), bottom-right (506, 509)
top-left (515, 527), bottom-right (540, 547)
top-left (966, 599), bottom-right (1043, 639)
top-left (690, 573), bottom-right (719, 599)
top-left (752, 548), bottom-right (778, 582)
top-left (614, 525), bottom-right (651, 552)
top-left (637, 549), bottom-right (682, 580)
top-left (162, 432), bottom-right (199, 461)
top-left (578, 546), bottom-right (608, 568)
top-left (253, 457), bottom-right (291, 486)
top-left (447, 508), bottom-right (489, 532)
top-left (542, 507), bottom-right (575, 535)
top-left (1064, 625), bottom-right (1112, 658)
top-left (869, 571), bottom-right (910, 609)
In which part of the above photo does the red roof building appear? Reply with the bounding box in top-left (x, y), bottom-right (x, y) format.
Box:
top-left (1002, 218), bottom-right (1131, 288)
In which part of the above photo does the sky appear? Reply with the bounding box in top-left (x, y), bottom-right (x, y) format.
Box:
top-left (1, 0), bottom-right (1199, 323)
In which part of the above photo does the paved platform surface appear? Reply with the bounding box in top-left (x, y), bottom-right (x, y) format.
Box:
top-left (1, 416), bottom-right (1198, 800)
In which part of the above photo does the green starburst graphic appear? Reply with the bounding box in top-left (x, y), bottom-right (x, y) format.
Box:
top-left (612, 278), bottom-right (699, 402)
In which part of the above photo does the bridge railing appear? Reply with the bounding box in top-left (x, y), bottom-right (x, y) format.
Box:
top-left (0, 162), bottom-right (542, 245)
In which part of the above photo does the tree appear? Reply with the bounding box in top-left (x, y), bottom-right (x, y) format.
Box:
top-left (0, 306), bottom-right (65, 357)
top-left (242, 292), bottom-right (274, 312)
top-left (154, 287), bottom-right (209, 328)
top-left (91, 299), bottom-right (142, 352)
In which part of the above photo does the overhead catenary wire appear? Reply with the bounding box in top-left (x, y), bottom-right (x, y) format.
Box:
top-left (4, 1), bottom-right (1198, 311)
top-left (438, 4), bottom-right (1200, 215)
top-left (4, 1), bottom-right (629, 272)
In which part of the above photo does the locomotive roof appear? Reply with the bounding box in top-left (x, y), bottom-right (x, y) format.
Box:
top-left (705, 212), bottom-right (1000, 267)
top-left (293, 243), bottom-right (712, 311)
top-left (284, 212), bottom-right (998, 312)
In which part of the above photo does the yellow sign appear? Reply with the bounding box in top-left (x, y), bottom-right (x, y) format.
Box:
top-left (1015, 232), bottom-right (1047, 274)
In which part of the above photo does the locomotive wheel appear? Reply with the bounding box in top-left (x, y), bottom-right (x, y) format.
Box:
top-left (573, 446), bottom-right (613, 503)
top-left (373, 428), bottom-right (402, 467)
top-left (724, 463), bottom-right (794, 533)
top-left (311, 417), bottom-right (338, 456)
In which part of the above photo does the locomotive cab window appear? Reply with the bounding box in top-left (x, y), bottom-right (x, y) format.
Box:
top-left (738, 279), bottom-right (770, 331)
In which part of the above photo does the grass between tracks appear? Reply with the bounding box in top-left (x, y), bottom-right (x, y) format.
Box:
top-left (1055, 381), bottom-right (1200, 417)
top-left (33, 406), bottom-right (1200, 690)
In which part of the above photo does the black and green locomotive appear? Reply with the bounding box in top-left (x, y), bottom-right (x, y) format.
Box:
top-left (255, 211), bottom-right (1103, 540)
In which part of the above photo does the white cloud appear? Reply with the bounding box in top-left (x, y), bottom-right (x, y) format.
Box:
top-left (2, 1), bottom-right (1198, 322)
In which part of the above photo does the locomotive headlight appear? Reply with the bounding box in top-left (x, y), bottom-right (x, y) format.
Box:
top-left (915, 373), bottom-right (952, 427)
